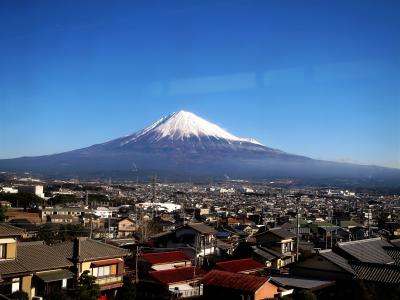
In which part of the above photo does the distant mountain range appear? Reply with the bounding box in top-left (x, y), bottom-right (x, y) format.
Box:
top-left (1, 110), bottom-right (399, 185)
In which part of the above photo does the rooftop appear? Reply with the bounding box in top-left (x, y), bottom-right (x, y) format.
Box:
top-left (51, 237), bottom-right (129, 262)
top-left (216, 258), bottom-right (265, 273)
top-left (201, 270), bottom-right (269, 292)
top-left (150, 266), bottom-right (206, 284)
top-left (336, 238), bottom-right (394, 264)
top-left (0, 223), bottom-right (24, 238)
top-left (142, 250), bottom-right (192, 265)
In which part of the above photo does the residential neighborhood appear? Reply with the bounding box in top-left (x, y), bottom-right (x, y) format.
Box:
top-left (0, 177), bottom-right (399, 299)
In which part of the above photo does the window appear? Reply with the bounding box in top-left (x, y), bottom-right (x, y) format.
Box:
top-left (11, 278), bottom-right (20, 293)
top-left (92, 265), bottom-right (111, 277)
top-left (0, 244), bottom-right (6, 259)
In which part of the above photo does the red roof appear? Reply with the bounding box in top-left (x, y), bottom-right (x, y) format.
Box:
top-left (141, 251), bottom-right (192, 265)
top-left (216, 258), bottom-right (265, 273)
top-left (201, 270), bottom-right (268, 292)
top-left (91, 258), bottom-right (121, 267)
top-left (150, 266), bottom-right (207, 284)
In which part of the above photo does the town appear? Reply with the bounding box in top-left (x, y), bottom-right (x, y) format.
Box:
top-left (0, 174), bottom-right (399, 300)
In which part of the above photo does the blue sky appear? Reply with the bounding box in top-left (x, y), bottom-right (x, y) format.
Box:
top-left (1, 0), bottom-right (399, 168)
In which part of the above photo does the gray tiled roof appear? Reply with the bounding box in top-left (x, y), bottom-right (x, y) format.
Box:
top-left (337, 238), bottom-right (394, 264)
top-left (390, 239), bottom-right (400, 248)
top-left (350, 261), bottom-right (400, 284)
top-left (319, 250), bottom-right (356, 275)
top-left (384, 246), bottom-right (400, 265)
top-left (0, 260), bottom-right (29, 277)
top-left (252, 246), bottom-right (281, 260)
top-left (0, 224), bottom-right (24, 237)
top-left (17, 242), bottom-right (73, 271)
top-left (267, 228), bottom-right (296, 239)
top-left (51, 238), bottom-right (129, 262)
top-left (187, 222), bottom-right (216, 234)
top-left (270, 276), bottom-right (335, 290)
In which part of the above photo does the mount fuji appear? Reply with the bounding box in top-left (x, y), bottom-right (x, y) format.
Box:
top-left (1, 111), bottom-right (399, 184)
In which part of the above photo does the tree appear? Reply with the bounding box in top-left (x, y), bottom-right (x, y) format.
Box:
top-left (48, 194), bottom-right (79, 206)
top-left (294, 290), bottom-right (317, 300)
top-left (0, 205), bottom-right (7, 222)
top-left (116, 276), bottom-right (137, 300)
top-left (37, 223), bottom-right (60, 244)
top-left (68, 271), bottom-right (101, 300)
top-left (10, 291), bottom-right (29, 300)
top-left (0, 192), bottom-right (42, 211)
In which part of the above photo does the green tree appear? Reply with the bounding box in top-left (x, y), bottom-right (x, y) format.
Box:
top-left (69, 271), bottom-right (101, 300)
top-left (0, 192), bottom-right (42, 211)
top-left (116, 276), bottom-right (137, 300)
top-left (37, 223), bottom-right (60, 244)
top-left (0, 204), bottom-right (7, 222)
top-left (48, 194), bottom-right (79, 206)
top-left (294, 290), bottom-right (317, 300)
top-left (10, 291), bottom-right (29, 300)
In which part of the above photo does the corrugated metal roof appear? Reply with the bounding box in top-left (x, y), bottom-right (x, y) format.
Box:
top-left (150, 266), bottom-right (206, 284)
top-left (142, 250), bottom-right (191, 265)
top-left (216, 258), bottom-right (265, 273)
top-left (35, 269), bottom-right (74, 282)
top-left (91, 258), bottom-right (122, 267)
top-left (201, 270), bottom-right (268, 292)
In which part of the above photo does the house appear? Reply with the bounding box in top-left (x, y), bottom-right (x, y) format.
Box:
top-left (52, 237), bottom-right (129, 300)
top-left (254, 228), bottom-right (297, 267)
top-left (255, 228), bottom-right (296, 255)
top-left (150, 266), bottom-right (206, 298)
top-left (201, 270), bottom-right (280, 300)
top-left (42, 207), bottom-right (92, 222)
top-left (94, 207), bottom-right (112, 219)
top-left (141, 250), bottom-right (192, 271)
top-left (269, 276), bottom-right (335, 294)
top-left (174, 222), bottom-right (217, 257)
top-left (152, 222), bottom-right (217, 258)
top-left (117, 218), bottom-right (136, 238)
top-left (48, 214), bottom-right (80, 224)
top-left (334, 238), bottom-right (394, 264)
top-left (0, 224), bottom-right (74, 300)
top-left (216, 258), bottom-right (265, 274)
top-left (0, 224), bottom-right (31, 298)
top-left (290, 249), bottom-right (356, 281)
top-left (16, 242), bottom-right (74, 299)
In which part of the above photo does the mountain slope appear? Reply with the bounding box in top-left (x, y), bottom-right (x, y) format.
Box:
top-left (0, 111), bottom-right (399, 184)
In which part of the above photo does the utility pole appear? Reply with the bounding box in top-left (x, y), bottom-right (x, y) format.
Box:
top-left (135, 245), bottom-right (140, 284)
top-left (90, 217), bottom-right (93, 239)
top-left (296, 197), bottom-right (300, 262)
top-left (108, 215), bottom-right (111, 240)
top-left (368, 207), bottom-right (371, 238)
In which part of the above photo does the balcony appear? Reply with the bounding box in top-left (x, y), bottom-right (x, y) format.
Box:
top-left (95, 275), bottom-right (123, 288)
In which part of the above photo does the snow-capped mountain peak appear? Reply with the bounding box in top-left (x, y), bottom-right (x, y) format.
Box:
top-left (119, 110), bottom-right (263, 146)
